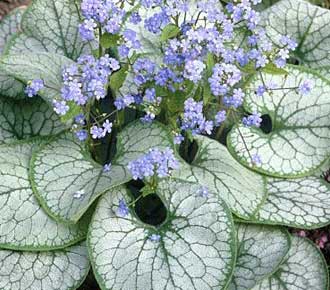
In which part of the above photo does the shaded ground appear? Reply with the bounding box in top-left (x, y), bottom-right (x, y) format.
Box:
top-left (0, 0), bottom-right (29, 19)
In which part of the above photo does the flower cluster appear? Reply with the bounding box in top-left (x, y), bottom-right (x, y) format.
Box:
top-left (56, 0), bottom-right (313, 170)
top-left (54, 55), bottom-right (120, 115)
top-left (54, 54), bottom-right (119, 116)
top-left (242, 112), bottom-right (262, 127)
top-left (128, 147), bottom-right (179, 180)
top-left (180, 98), bottom-right (214, 138)
top-left (79, 0), bottom-right (126, 41)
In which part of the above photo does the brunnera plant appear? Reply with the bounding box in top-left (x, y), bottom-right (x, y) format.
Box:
top-left (0, 0), bottom-right (329, 289)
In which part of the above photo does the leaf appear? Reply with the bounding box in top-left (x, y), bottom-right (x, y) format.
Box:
top-left (60, 100), bottom-right (83, 123)
top-left (249, 175), bottom-right (330, 229)
top-left (260, 0), bottom-right (330, 69)
top-left (30, 132), bottom-right (129, 224)
top-left (173, 135), bottom-right (266, 219)
top-left (30, 121), bottom-right (174, 224)
top-left (253, 0), bottom-right (280, 11)
top-left (100, 33), bottom-right (120, 49)
top-left (251, 236), bottom-right (329, 290)
top-left (30, 121), bottom-right (173, 224)
top-left (0, 7), bottom-right (24, 54)
top-left (0, 242), bottom-right (90, 290)
top-left (0, 7), bottom-right (25, 99)
top-left (0, 141), bottom-right (87, 251)
top-left (160, 24), bottom-right (180, 42)
top-left (227, 65), bottom-right (330, 178)
top-left (0, 52), bottom-right (74, 105)
top-left (5, 0), bottom-right (93, 59)
top-left (88, 180), bottom-right (236, 290)
top-left (262, 63), bottom-right (288, 75)
top-left (115, 121), bottom-right (174, 168)
top-left (228, 224), bottom-right (290, 290)
top-left (0, 97), bottom-right (66, 145)
top-left (110, 63), bottom-right (129, 91)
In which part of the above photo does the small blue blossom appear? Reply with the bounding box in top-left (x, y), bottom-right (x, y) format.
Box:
top-left (143, 88), bottom-right (157, 103)
top-left (181, 98), bottom-right (214, 136)
top-left (133, 58), bottom-right (156, 86)
top-left (128, 147), bottom-right (179, 180)
top-left (252, 153), bottom-right (262, 166)
top-left (103, 163), bottom-right (111, 172)
top-left (75, 130), bottom-right (88, 141)
top-left (197, 186), bottom-right (209, 197)
top-left (114, 95), bottom-right (136, 110)
top-left (129, 12), bottom-right (141, 24)
top-left (73, 190), bottom-right (85, 199)
top-left (299, 80), bottom-right (313, 95)
top-left (118, 45), bottom-right (130, 58)
top-left (280, 35), bottom-right (297, 50)
top-left (256, 85), bottom-right (266, 97)
top-left (79, 19), bottom-right (97, 41)
top-left (117, 199), bottom-right (129, 217)
top-left (184, 60), bottom-right (206, 83)
top-left (149, 234), bottom-right (161, 243)
top-left (90, 125), bottom-right (104, 139)
top-left (53, 100), bottom-right (69, 116)
top-left (102, 119), bottom-right (113, 135)
top-left (25, 79), bottom-right (44, 97)
top-left (224, 88), bottom-right (245, 108)
top-left (174, 133), bottom-right (184, 145)
top-left (242, 112), bottom-right (262, 127)
top-left (144, 11), bottom-right (169, 34)
top-left (215, 110), bottom-right (227, 126)
top-left (75, 114), bottom-right (86, 125)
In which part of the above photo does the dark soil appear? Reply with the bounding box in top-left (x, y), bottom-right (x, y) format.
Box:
top-left (0, 0), bottom-right (30, 19)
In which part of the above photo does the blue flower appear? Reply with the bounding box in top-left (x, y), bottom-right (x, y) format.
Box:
top-left (252, 153), bottom-right (262, 166)
top-left (174, 133), bottom-right (184, 145)
top-left (148, 234), bottom-right (161, 243)
top-left (75, 130), bottom-right (88, 141)
top-left (127, 147), bottom-right (179, 180)
top-left (103, 163), bottom-right (111, 172)
top-left (197, 186), bottom-right (209, 198)
top-left (242, 112), bottom-right (262, 128)
top-left (102, 119), bottom-right (113, 135)
top-left (79, 19), bottom-right (96, 41)
top-left (117, 199), bottom-right (129, 217)
top-left (90, 126), bottom-right (104, 139)
top-left (299, 80), bottom-right (313, 95)
top-left (25, 79), bottom-right (44, 97)
top-left (215, 110), bottom-right (227, 126)
top-left (53, 100), bottom-right (69, 116)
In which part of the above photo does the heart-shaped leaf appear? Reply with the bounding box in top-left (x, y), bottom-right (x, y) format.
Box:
top-left (0, 52), bottom-right (74, 105)
top-left (227, 66), bottom-right (330, 178)
top-left (254, 0), bottom-right (280, 11)
top-left (173, 135), bottom-right (266, 219)
top-left (260, 0), bottom-right (330, 69)
top-left (0, 242), bottom-right (90, 290)
top-left (228, 224), bottom-right (290, 290)
top-left (0, 97), bottom-right (66, 144)
top-left (88, 180), bottom-right (236, 290)
top-left (6, 0), bottom-right (93, 59)
top-left (251, 236), bottom-right (328, 290)
top-left (0, 140), bottom-right (88, 251)
top-left (115, 120), bottom-right (174, 167)
top-left (0, 7), bottom-right (25, 99)
top-left (248, 174), bottom-right (330, 229)
top-left (31, 121), bottom-right (174, 224)
top-left (30, 133), bottom-right (129, 224)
